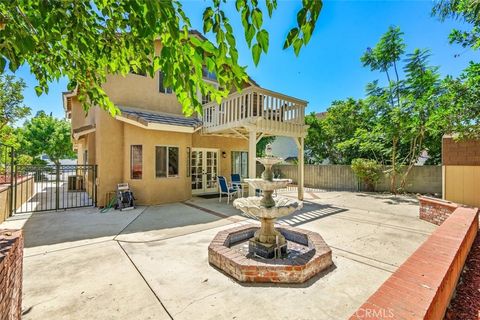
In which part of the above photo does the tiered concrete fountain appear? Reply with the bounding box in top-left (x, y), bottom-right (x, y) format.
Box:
top-left (208, 145), bottom-right (332, 283)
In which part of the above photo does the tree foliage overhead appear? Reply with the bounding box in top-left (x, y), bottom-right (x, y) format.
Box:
top-left (432, 0), bottom-right (480, 139)
top-left (0, 0), bottom-right (322, 116)
top-left (433, 0), bottom-right (480, 49)
top-left (17, 111), bottom-right (76, 165)
top-left (433, 62), bottom-right (480, 139)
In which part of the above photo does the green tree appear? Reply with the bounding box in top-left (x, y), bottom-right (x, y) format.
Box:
top-left (360, 27), bottom-right (443, 192)
top-left (0, 74), bottom-right (30, 132)
top-left (360, 26), bottom-right (406, 192)
top-left (18, 111), bottom-right (76, 165)
top-left (433, 62), bottom-right (480, 139)
top-left (0, 1), bottom-right (322, 116)
top-left (433, 0), bottom-right (480, 50)
top-left (432, 1), bottom-right (480, 139)
top-left (257, 136), bottom-right (276, 157)
top-left (304, 112), bottom-right (327, 163)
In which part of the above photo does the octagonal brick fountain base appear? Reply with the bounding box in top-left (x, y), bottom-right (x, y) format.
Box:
top-left (208, 224), bottom-right (333, 283)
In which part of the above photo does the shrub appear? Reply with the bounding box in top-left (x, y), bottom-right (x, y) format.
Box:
top-left (351, 158), bottom-right (382, 192)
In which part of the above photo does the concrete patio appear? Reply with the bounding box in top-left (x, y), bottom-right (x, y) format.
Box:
top-left (2, 190), bottom-right (437, 320)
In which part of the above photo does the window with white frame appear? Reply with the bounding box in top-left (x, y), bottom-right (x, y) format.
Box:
top-left (155, 146), bottom-right (179, 178)
top-left (231, 151), bottom-right (248, 178)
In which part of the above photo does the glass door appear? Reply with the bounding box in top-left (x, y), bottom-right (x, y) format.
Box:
top-left (191, 150), bottom-right (203, 194)
top-left (191, 149), bottom-right (219, 194)
top-left (204, 150), bottom-right (218, 193)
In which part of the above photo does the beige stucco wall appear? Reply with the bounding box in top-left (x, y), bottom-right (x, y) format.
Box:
top-left (102, 73), bottom-right (184, 115)
top-left (70, 96), bottom-right (95, 131)
top-left (94, 108), bottom-right (125, 206)
top-left (192, 133), bottom-right (248, 178)
top-left (90, 114), bottom-right (249, 206)
top-left (444, 165), bottom-right (480, 208)
top-left (121, 123), bottom-right (192, 205)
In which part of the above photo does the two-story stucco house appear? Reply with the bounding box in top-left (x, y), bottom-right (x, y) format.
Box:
top-left (63, 32), bottom-right (307, 207)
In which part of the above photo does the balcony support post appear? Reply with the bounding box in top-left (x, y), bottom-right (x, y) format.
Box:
top-left (295, 137), bottom-right (304, 201)
top-left (248, 130), bottom-right (257, 196)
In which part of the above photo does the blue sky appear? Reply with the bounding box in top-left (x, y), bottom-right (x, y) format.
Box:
top-left (10, 0), bottom-right (478, 119)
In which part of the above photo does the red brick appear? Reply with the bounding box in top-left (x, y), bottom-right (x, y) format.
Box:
top-left (350, 207), bottom-right (479, 320)
top-left (0, 229), bottom-right (23, 320)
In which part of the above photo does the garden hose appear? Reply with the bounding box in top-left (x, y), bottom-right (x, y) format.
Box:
top-left (100, 196), bottom-right (117, 213)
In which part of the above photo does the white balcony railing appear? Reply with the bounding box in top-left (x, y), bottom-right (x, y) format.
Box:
top-left (201, 86), bottom-right (307, 137)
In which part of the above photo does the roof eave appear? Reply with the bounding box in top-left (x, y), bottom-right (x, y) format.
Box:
top-left (115, 115), bottom-right (198, 133)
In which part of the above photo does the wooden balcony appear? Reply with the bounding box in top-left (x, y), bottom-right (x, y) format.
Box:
top-left (200, 86), bottom-right (308, 138)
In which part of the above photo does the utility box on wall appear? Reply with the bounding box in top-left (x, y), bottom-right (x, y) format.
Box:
top-left (442, 136), bottom-right (480, 207)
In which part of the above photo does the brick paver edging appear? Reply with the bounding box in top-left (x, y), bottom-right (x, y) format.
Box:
top-left (350, 206), bottom-right (479, 320)
top-left (0, 229), bottom-right (23, 320)
top-left (208, 224), bottom-right (333, 283)
top-left (419, 196), bottom-right (459, 225)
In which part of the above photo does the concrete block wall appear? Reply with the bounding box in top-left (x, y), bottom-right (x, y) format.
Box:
top-left (0, 230), bottom-right (23, 320)
top-left (270, 164), bottom-right (442, 194)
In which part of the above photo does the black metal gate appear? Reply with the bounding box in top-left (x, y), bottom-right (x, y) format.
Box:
top-left (14, 164), bottom-right (97, 213)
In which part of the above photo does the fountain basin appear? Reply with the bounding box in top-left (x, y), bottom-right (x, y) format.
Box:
top-left (243, 178), bottom-right (292, 191)
top-left (208, 224), bottom-right (333, 283)
top-left (233, 196), bottom-right (302, 219)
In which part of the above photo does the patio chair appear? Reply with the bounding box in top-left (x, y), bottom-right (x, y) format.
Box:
top-left (231, 173), bottom-right (244, 197)
top-left (218, 176), bottom-right (238, 204)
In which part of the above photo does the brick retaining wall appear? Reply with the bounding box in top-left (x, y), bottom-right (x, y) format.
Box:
top-left (350, 206), bottom-right (479, 320)
top-left (419, 196), bottom-right (459, 225)
top-left (0, 230), bottom-right (23, 320)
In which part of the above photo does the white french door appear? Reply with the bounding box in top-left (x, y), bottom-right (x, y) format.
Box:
top-left (191, 148), bottom-right (219, 195)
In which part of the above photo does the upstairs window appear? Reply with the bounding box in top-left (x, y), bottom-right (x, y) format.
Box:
top-left (202, 66), bottom-right (217, 81)
top-left (155, 146), bottom-right (179, 178)
top-left (131, 145), bottom-right (143, 179)
top-left (159, 71), bottom-right (173, 94)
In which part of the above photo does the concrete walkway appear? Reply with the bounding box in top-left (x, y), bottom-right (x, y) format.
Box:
top-left (2, 191), bottom-right (436, 320)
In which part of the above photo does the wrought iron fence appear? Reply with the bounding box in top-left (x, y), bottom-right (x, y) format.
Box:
top-left (14, 164), bottom-right (97, 213)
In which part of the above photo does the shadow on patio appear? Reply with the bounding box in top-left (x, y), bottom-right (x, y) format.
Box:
top-left (355, 192), bottom-right (419, 205)
top-left (277, 200), bottom-right (348, 227)
top-left (22, 201), bottom-right (244, 249)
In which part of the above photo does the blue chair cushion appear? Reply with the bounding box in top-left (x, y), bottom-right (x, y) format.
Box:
top-left (218, 176), bottom-right (228, 192)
